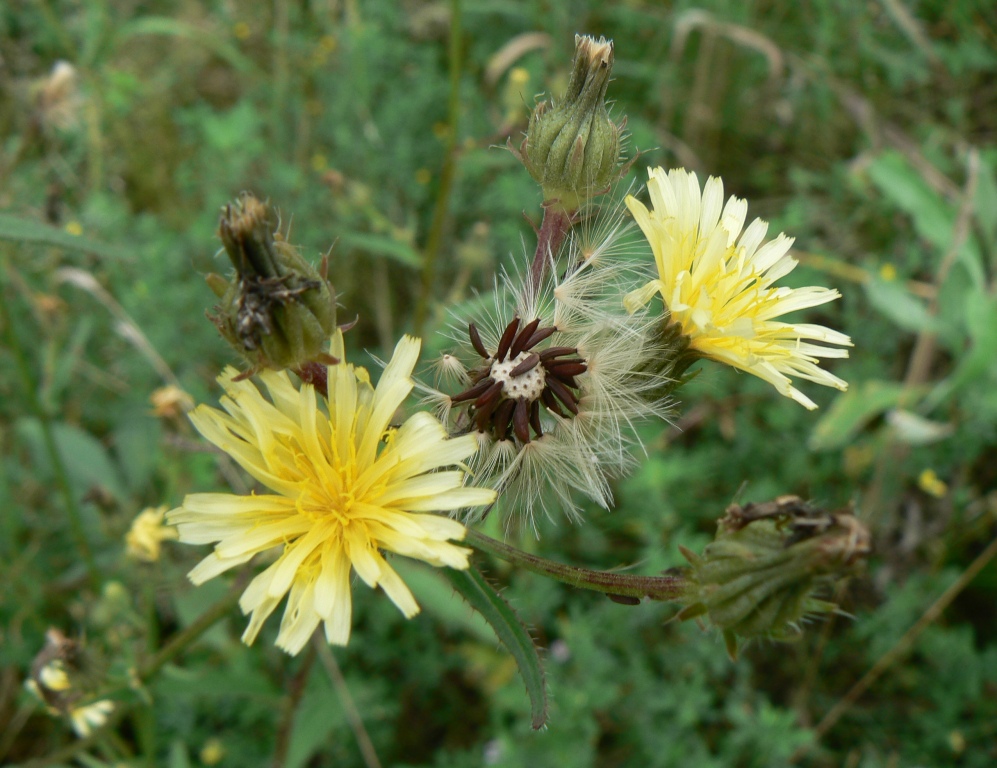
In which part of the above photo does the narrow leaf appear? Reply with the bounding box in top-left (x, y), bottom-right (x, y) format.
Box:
top-left (809, 380), bottom-right (914, 451)
top-left (338, 232), bottom-right (422, 268)
top-left (443, 564), bottom-right (548, 729)
top-left (0, 213), bottom-right (125, 259)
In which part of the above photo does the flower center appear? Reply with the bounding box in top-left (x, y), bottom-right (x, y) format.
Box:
top-left (450, 316), bottom-right (587, 444)
top-left (490, 351), bottom-right (547, 402)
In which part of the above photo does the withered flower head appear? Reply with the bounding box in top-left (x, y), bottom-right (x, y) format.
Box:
top-left (208, 193), bottom-right (337, 374)
top-left (677, 496), bottom-right (871, 659)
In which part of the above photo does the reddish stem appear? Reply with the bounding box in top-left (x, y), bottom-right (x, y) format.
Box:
top-left (529, 206), bottom-right (574, 293)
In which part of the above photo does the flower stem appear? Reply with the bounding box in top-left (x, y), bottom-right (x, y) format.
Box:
top-left (529, 205), bottom-right (574, 294)
top-left (465, 529), bottom-right (686, 601)
top-left (137, 581), bottom-right (243, 680)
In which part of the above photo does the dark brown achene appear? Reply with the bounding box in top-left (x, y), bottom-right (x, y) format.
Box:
top-left (451, 317), bottom-right (586, 443)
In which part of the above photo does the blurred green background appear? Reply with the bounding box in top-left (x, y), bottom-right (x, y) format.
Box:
top-left (2, 0), bottom-right (996, 765)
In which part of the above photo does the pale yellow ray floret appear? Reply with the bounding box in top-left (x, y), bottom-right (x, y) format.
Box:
top-left (626, 167), bottom-right (852, 409)
top-left (168, 330), bottom-right (495, 654)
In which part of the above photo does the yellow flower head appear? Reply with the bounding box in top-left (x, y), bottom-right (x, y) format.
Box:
top-left (626, 167), bottom-right (852, 409)
top-left (168, 331), bottom-right (495, 654)
top-left (126, 505), bottom-right (178, 562)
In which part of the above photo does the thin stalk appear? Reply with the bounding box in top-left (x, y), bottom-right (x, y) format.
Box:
top-left (271, 644), bottom-right (317, 768)
top-left (314, 638), bottom-right (383, 768)
top-left (466, 529), bottom-right (686, 601)
top-left (138, 581), bottom-right (243, 680)
top-left (528, 205), bottom-right (574, 295)
top-left (413, 0), bottom-right (462, 335)
top-left (0, 257), bottom-right (98, 585)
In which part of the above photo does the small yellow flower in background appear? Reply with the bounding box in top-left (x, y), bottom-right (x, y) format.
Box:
top-left (168, 330), bottom-right (496, 655)
top-left (150, 384), bottom-right (195, 419)
top-left (233, 21), bottom-right (251, 40)
top-left (200, 737), bottom-right (226, 765)
top-left (918, 468), bottom-right (948, 498)
top-left (879, 263), bottom-right (898, 281)
top-left (126, 506), bottom-right (178, 562)
top-left (64, 220), bottom-right (83, 236)
top-left (68, 699), bottom-right (115, 737)
top-left (626, 167), bottom-right (852, 409)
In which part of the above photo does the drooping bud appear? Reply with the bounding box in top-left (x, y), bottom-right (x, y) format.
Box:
top-left (517, 35), bottom-right (625, 212)
top-left (207, 193), bottom-right (337, 374)
top-left (677, 496), bottom-right (870, 659)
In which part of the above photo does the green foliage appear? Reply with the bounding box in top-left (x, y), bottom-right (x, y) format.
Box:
top-left (2, 0), bottom-right (997, 766)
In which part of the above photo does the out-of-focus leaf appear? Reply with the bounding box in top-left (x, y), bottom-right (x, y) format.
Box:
top-left (810, 381), bottom-right (914, 451)
top-left (885, 409), bottom-right (955, 445)
top-left (15, 418), bottom-right (127, 502)
top-left (0, 213), bottom-right (126, 259)
top-left (167, 740), bottom-right (192, 768)
top-left (868, 150), bottom-right (985, 288)
top-left (338, 232), bottom-right (422, 268)
top-left (924, 288), bottom-right (997, 412)
top-left (868, 151), bottom-right (954, 251)
top-left (863, 277), bottom-right (939, 335)
top-left (285, 684), bottom-right (342, 768)
top-left (444, 563), bottom-right (548, 730)
top-left (114, 413), bottom-right (163, 495)
top-left (974, 156), bottom-right (997, 254)
top-left (117, 17), bottom-right (258, 74)
top-left (46, 318), bottom-right (94, 406)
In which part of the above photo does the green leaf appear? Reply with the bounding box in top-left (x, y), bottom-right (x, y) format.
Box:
top-left (974, 155), bottom-right (997, 254)
top-left (285, 684), bottom-right (342, 768)
top-left (863, 277), bottom-right (938, 335)
top-left (113, 413), bottom-right (163, 496)
top-left (15, 418), bottom-right (127, 503)
top-left (338, 232), bottom-right (423, 268)
top-left (443, 564), bottom-right (548, 729)
top-left (0, 213), bottom-right (126, 259)
top-left (867, 150), bottom-right (985, 288)
top-left (809, 380), bottom-right (913, 451)
top-left (868, 151), bottom-right (954, 252)
top-left (924, 288), bottom-right (997, 412)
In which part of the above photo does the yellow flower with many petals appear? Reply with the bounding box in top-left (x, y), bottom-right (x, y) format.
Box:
top-left (168, 331), bottom-right (496, 654)
top-left (626, 167), bottom-right (852, 409)
top-left (126, 506), bottom-right (178, 562)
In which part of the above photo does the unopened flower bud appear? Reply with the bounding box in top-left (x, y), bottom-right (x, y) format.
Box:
top-left (518, 35), bottom-right (625, 212)
top-left (208, 194), bottom-right (336, 373)
top-left (677, 496), bottom-right (870, 658)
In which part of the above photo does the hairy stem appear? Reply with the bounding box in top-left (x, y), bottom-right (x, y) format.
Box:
top-left (466, 529), bottom-right (686, 601)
